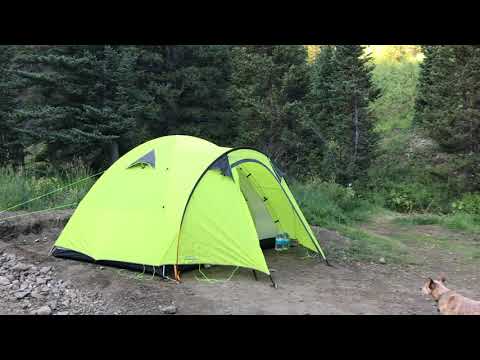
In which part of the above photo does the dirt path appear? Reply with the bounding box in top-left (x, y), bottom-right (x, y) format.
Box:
top-left (0, 211), bottom-right (478, 315)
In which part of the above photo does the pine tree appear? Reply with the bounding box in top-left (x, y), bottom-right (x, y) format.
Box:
top-left (415, 45), bottom-right (480, 154)
top-left (133, 45), bottom-right (235, 147)
top-left (12, 45), bottom-right (141, 168)
top-left (231, 45), bottom-right (318, 178)
top-left (414, 45), bottom-right (480, 191)
top-left (0, 45), bottom-right (23, 165)
top-left (413, 45), bottom-right (439, 127)
top-left (309, 45), bottom-right (380, 185)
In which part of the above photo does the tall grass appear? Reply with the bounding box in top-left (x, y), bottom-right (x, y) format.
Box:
top-left (393, 213), bottom-right (480, 234)
top-left (290, 180), bottom-right (382, 228)
top-left (0, 160), bottom-right (96, 213)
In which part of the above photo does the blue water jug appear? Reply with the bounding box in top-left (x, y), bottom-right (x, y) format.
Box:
top-left (283, 233), bottom-right (290, 250)
top-left (275, 234), bottom-right (282, 251)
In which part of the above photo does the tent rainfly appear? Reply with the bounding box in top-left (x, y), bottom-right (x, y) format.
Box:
top-left (52, 135), bottom-right (327, 284)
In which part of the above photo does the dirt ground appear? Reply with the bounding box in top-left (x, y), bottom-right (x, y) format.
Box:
top-left (0, 210), bottom-right (479, 315)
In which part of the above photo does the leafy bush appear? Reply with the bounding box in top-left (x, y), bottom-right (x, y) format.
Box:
top-left (451, 193), bottom-right (480, 215)
top-left (290, 180), bottom-right (379, 228)
top-left (383, 183), bottom-right (442, 213)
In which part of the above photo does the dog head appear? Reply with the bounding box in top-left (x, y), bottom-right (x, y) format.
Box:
top-left (421, 275), bottom-right (448, 300)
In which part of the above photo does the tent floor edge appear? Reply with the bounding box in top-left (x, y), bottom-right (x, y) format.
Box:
top-left (51, 247), bottom-right (198, 278)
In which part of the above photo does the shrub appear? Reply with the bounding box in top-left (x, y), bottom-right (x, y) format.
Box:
top-left (451, 193), bottom-right (480, 215)
top-left (290, 180), bottom-right (379, 228)
top-left (383, 182), bottom-right (442, 213)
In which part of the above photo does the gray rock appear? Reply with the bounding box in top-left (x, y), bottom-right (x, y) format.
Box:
top-left (12, 263), bottom-right (31, 272)
top-left (0, 276), bottom-right (10, 286)
top-left (30, 291), bottom-right (45, 300)
top-left (36, 277), bottom-right (47, 285)
top-left (159, 304), bottom-right (177, 314)
top-left (22, 302), bottom-right (30, 309)
top-left (48, 300), bottom-right (58, 310)
top-left (56, 311), bottom-right (69, 316)
top-left (19, 283), bottom-right (29, 291)
top-left (14, 290), bottom-right (31, 299)
top-left (30, 305), bottom-right (52, 315)
top-left (39, 266), bottom-right (52, 274)
top-left (379, 257), bottom-right (386, 264)
top-left (5, 254), bottom-right (16, 261)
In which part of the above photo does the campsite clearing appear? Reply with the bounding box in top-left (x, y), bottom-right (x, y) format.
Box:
top-left (0, 210), bottom-right (478, 315)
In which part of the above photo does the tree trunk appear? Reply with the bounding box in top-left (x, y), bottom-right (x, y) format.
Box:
top-left (353, 96), bottom-right (360, 163)
top-left (109, 141), bottom-right (119, 164)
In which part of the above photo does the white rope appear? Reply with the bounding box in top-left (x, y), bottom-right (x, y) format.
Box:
top-left (0, 202), bottom-right (78, 223)
top-left (0, 170), bottom-right (105, 216)
top-left (301, 248), bottom-right (320, 259)
top-left (195, 265), bottom-right (239, 283)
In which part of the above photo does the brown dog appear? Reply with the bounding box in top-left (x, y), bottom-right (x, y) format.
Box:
top-left (421, 276), bottom-right (480, 315)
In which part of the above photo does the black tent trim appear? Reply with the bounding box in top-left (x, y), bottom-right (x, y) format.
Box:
top-left (51, 247), bottom-right (195, 277)
top-left (230, 158), bottom-right (281, 183)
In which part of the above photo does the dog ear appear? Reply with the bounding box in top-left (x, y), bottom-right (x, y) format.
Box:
top-left (428, 278), bottom-right (436, 290)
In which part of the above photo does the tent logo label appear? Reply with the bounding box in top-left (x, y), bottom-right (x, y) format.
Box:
top-left (183, 255), bottom-right (198, 263)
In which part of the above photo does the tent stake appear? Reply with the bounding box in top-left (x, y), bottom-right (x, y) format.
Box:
top-left (252, 270), bottom-right (258, 281)
top-left (323, 257), bottom-right (334, 267)
top-left (269, 274), bottom-right (278, 289)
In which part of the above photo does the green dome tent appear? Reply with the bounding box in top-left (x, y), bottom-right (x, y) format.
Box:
top-left (52, 135), bottom-right (327, 281)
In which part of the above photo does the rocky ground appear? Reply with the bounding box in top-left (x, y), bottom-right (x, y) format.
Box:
top-left (0, 251), bottom-right (108, 315)
top-left (0, 210), bottom-right (479, 315)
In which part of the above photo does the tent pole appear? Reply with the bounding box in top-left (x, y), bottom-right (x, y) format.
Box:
top-left (252, 270), bottom-right (258, 281)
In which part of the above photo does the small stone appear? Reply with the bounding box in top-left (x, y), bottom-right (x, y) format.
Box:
top-left (0, 276), bottom-right (10, 286)
top-left (30, 291), bottom-right (44, 300)
top-left (36, 277), bottom-right (47, 285)
top-left (12, 263), bottom-right (31, 272)
top-left (379, 257), bottom-right (386, 264)
top-left (39, 266), bottom-right (52, 274)
top-left (14, 290), bottom-right (31, 299)
top-left (48, 300), bottom-right (58, 310)
top-left (159, 304), bottom-right (177, 314)
top-left (30, 305), bottom-right (52, 315)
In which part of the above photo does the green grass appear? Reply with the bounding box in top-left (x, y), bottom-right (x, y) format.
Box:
top-left (290, 180), bottom-right (412, 263)
top-left (291, 179), bottom-right (480, 264)
top-left (333, 224), bottom-right (411, 264)
top-left (393, 213), bottom-right (480, 234)
top-left (290, 180), bottom-right (382, 228)
top-left (0, 161), bottom-right (95, 213)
